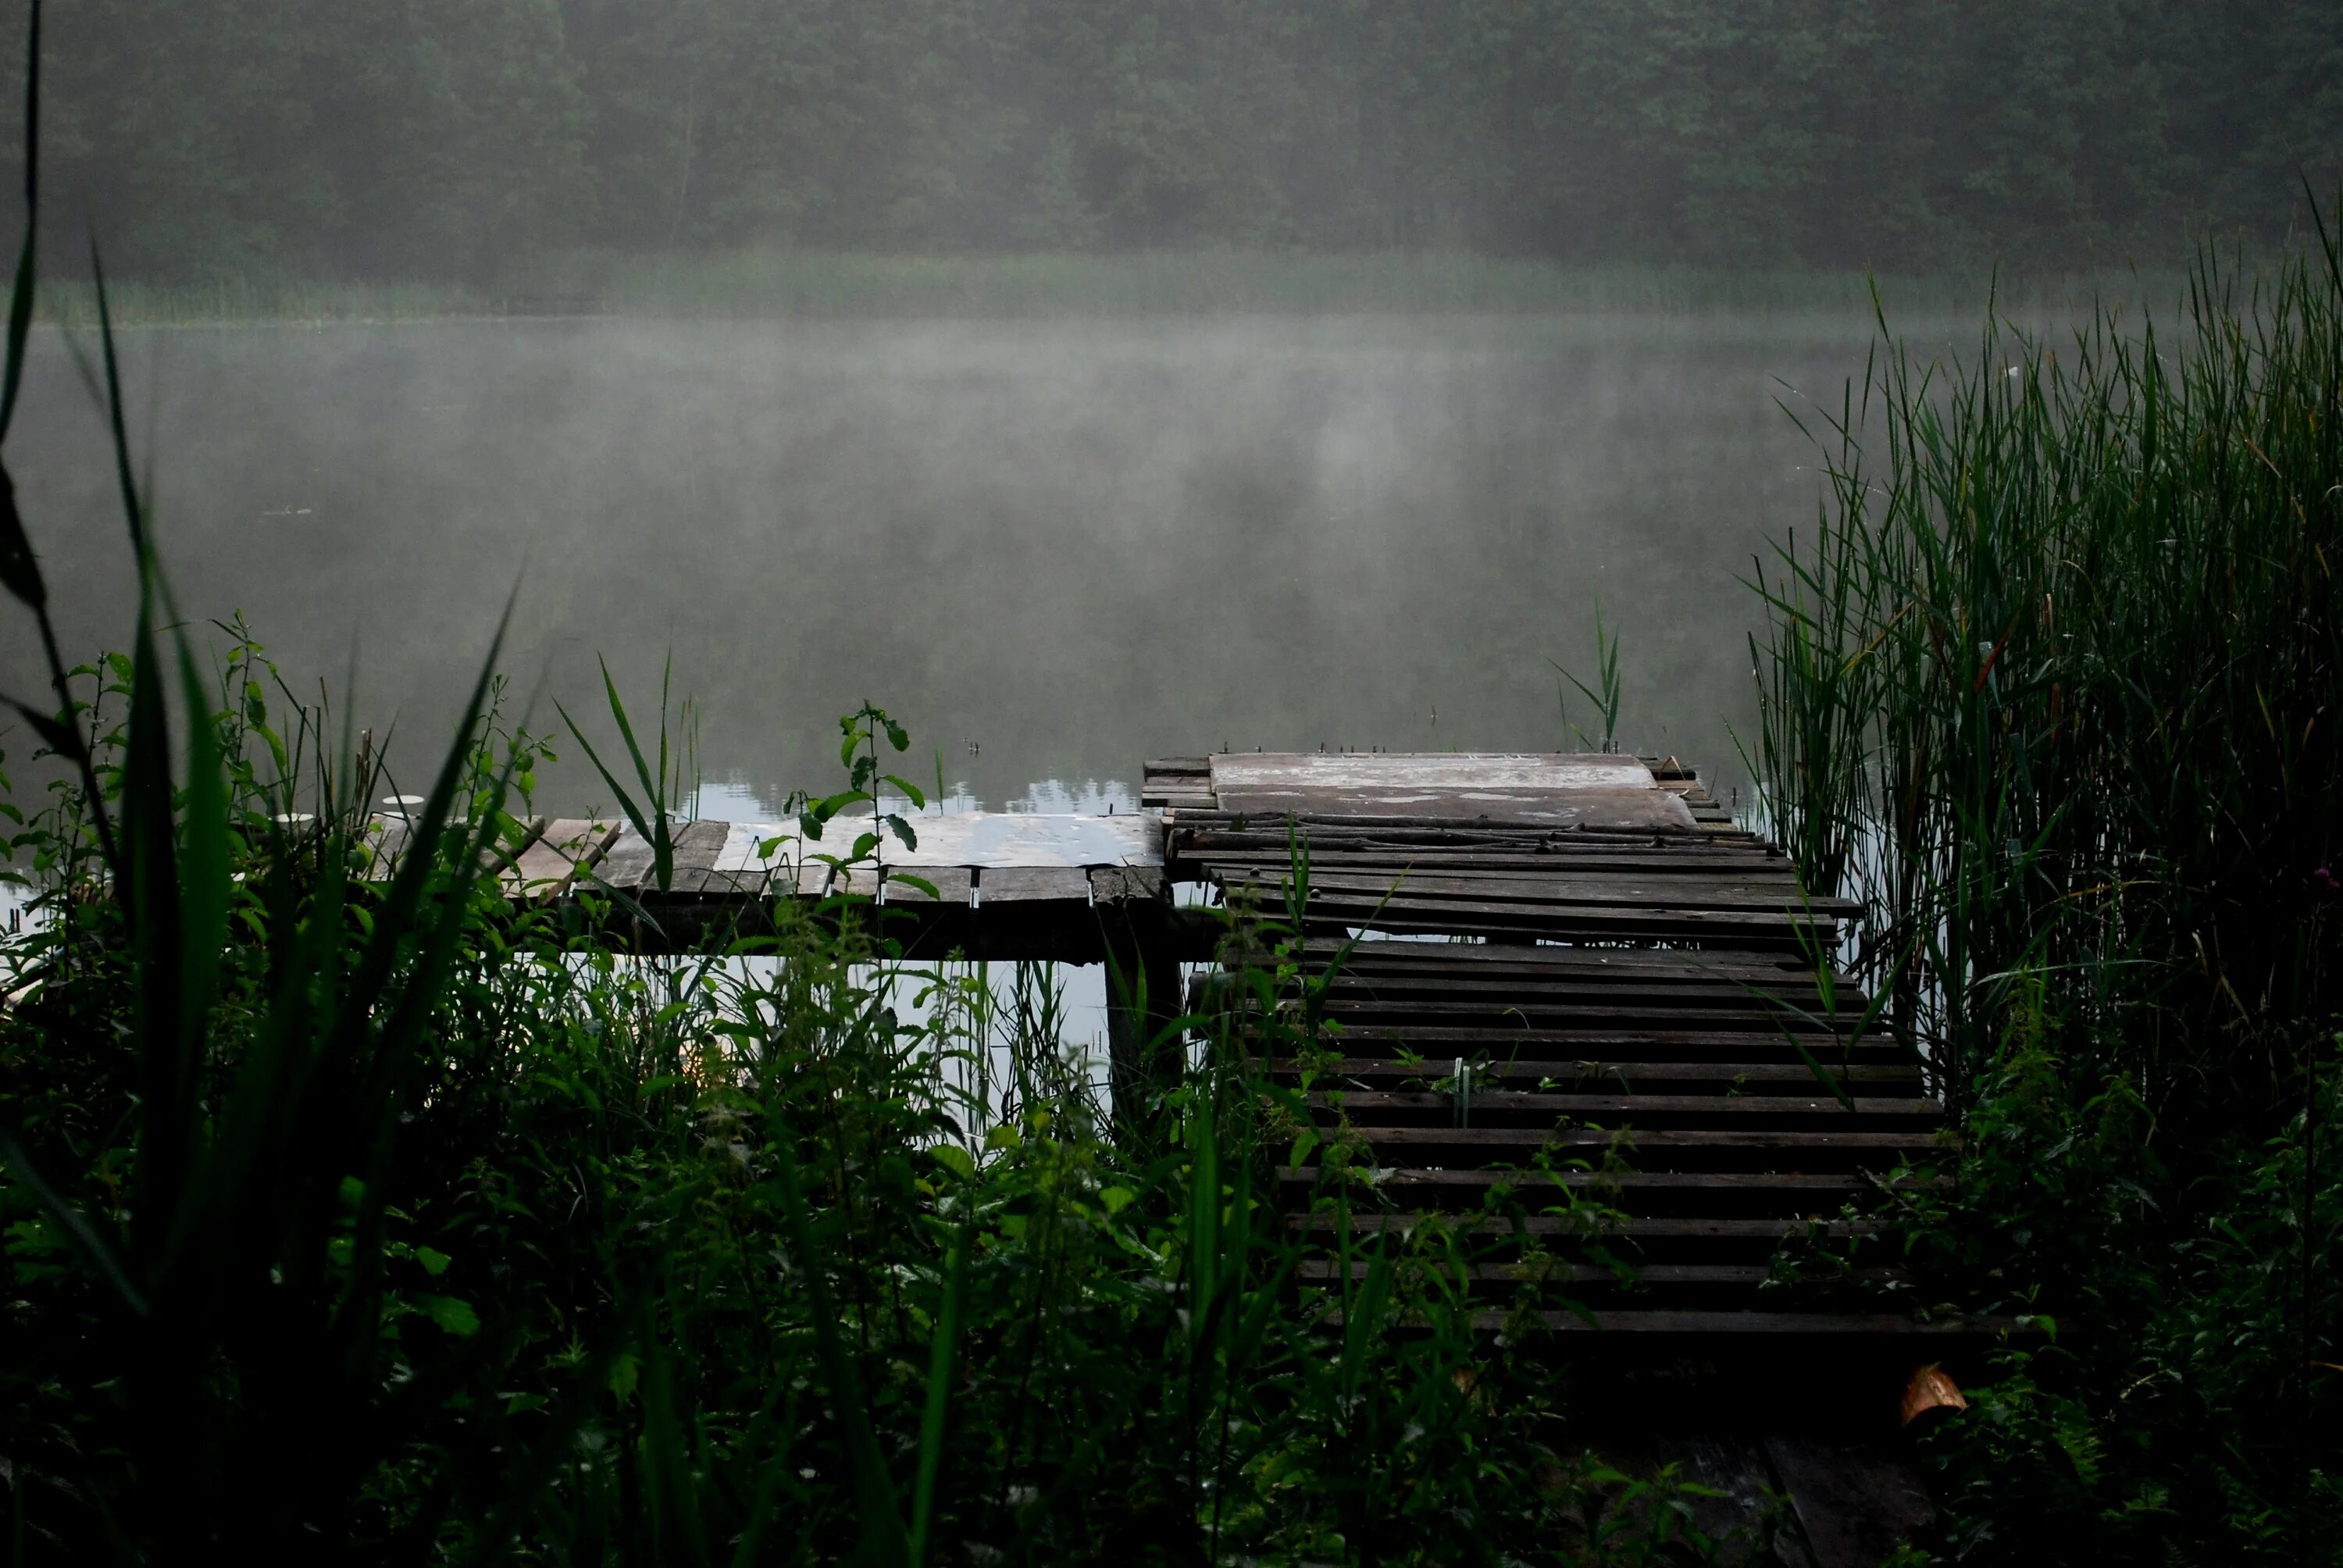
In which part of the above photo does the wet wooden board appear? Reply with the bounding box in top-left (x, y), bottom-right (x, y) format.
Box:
top-left (1215, 866), bottom-right (1858, 914)
top-left (1152, 754), bottom-right (1708, 832)
top-left (501, 818), bottom-right (619, 900)
top-left (1296, 1214), bottom-right (1885, 1242)
top-left (1276, 1060), bottom-right (1922, 1089)
top-left (1210, 786), bottom-right (1699, 830)
top-left (1209, 752), bottom-right (1660, 793)
top-left (1179, 756), bottom-right (1963, 1334)
top-left (590, 824), bottom-right (662, 893)
top-left (1469, 1311), bottom-right (2006, 1336)
top-left (1303, 1090), bottom-right (1943, 1126)
top-left (1283, 1028), bottom-right (1906, 1062)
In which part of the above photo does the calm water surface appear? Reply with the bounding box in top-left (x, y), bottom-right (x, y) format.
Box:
top-left (4, 312), bottom-right (1945, 815)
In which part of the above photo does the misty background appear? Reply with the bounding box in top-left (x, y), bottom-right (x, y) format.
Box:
top-left (1, 1), bottom-right (2337, 814)
top-left (8, 1), bottom-right (2339, 280)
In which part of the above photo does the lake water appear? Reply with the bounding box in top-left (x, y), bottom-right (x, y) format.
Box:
top-left (4, 311), bottom-right (1939, 815)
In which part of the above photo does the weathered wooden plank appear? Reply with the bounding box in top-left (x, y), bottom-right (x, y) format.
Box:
top-left (1278, 1168), bottom-right (1924, 1197)
top-left (1320, 939), bottom-right (1839, 980)
top-left (664, 818), bottom-right (735, 894)
top-left (1304, 1089), bottom-right (1942, 1121)
top-left (1463, 1310), bottom-right (2010, 1335)
top-left (503, 818), bottom-right (617, 900)
top-left (1319, 937), bottom-right (1830, 968)
top-left (1218, 867), bottom-right (1859, 915)
top-left (1179, 812), bottom-right (1746, 842)
top-left (1322, 1125), bottom-right (1942, 1160)
top-left (1296, 1260), bottom-right (1906, 1287)
top-left (1289, 1026), bottom-right (1903, 1059)
top-left (1274, 1059), bottom-right (1923, 1089)
top-left (977, 866), bottom-right (1095, 904)
top-left (879, 866), bottom-right (973, 906)
top-left (483, 816), bottom-right (549, 880)
top-left (1088, 864), bottom-right (1166, 904)
top-left (1296, 1214), bottom-right (1881, 1241)
top-left (1209, 753), bottom-right (1658, 793)
top-left (1211, 786), bottom-right (1698, 831)
top-left (1270, 900), bottom-right (1838, 945)
top-left (1314, 1005), bottom-right (1861, 1035)
top-left (1311, 967), bottom-right (1838, 997)
top-left (364, 813), bottom-right (414, 879)
top-left (590, 825), bottom-right (661, 893)
top-left (1307, 989), bottom-right (1843, 1022)
top-left (1193, 849), bottom-right (1800, 876)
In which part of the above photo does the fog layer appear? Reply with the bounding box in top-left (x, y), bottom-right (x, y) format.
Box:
top-left (3, 313), bottom-right (1899, 811)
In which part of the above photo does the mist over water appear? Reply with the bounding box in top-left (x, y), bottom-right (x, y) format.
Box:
top-left (3, 311), bottom-right (1910, 814)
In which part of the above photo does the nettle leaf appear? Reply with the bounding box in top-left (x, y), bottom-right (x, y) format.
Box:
top-left (415, 1245), bottom-right (452, 1278)
top-left (891, 872), bottom-right (940, 901)
top-left (883, 774), bottom-right (925, 810)
top-left (885, 814), bottom-right (917, 850)
top-left (414, 1294), bottom-right (480, 1337)
top-left (883, 718), bottom-right (908, 752)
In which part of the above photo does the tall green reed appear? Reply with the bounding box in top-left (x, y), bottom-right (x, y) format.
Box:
top-left (1749, 228), bottom-right (2342, 1119)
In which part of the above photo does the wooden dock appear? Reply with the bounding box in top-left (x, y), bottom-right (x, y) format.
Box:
top-left (1141, 751), bottom-right (1957, 1340)
top-left (378, 749), bottom-right (1976, 1341)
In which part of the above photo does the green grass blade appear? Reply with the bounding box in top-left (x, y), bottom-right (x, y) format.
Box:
top-left (555, 696), bottom-right (656, 850)
top-left (767, 1107), bottom-right (911, 1567)
top-left (0, 0), bottom-right (37, 444)
top-left (908, 1199), bottom-right (972, 1567)
top-left (0, 1123), bottom-right (147, 1314)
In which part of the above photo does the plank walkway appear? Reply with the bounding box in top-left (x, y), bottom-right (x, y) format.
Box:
top-left (1144, 751), bottom-right (1981, 1341)
top-left (362, 748), bottom-right (1989, 1342)
top-left (366, 805), bottom-right (1175, 962)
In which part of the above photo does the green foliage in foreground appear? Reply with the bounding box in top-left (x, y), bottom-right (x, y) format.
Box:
top-left (1746, 216), bottom-right (2343, 1559)
top-left (0, 30), bottom-right (1735, 1559)
top-left (0, 655), bottom-right (1728, 1565)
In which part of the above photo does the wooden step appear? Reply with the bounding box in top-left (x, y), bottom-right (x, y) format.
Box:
top-left (1304, 1090), bottom-right (1943, 1129)
top-left (1316, 1125), bottom-right (1945, 1171)
top-left (1271, 1060), bottom-right (1924, 1092)
top-left (1277, 1167), bottom-right (1939, 1216)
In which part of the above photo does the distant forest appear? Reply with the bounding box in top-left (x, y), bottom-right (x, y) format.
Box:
top-left (5, 0), bottom-right (2339, 281)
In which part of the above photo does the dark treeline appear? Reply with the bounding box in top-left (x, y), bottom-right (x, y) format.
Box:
top-left (5, 0), bottom-right (2340, 282)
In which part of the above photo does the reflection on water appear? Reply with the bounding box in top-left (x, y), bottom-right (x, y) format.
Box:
top-left (2, 311), bottom-right (1960, 814)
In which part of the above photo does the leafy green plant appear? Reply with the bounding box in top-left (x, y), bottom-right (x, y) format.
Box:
top-left (558, 654), bottom-right (695, 895)
top-left (1554, 600), bottom-right (1624, 754)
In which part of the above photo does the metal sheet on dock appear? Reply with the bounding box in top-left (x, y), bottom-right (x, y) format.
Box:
top-left (711, 811), bottom-right (1161, 876)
